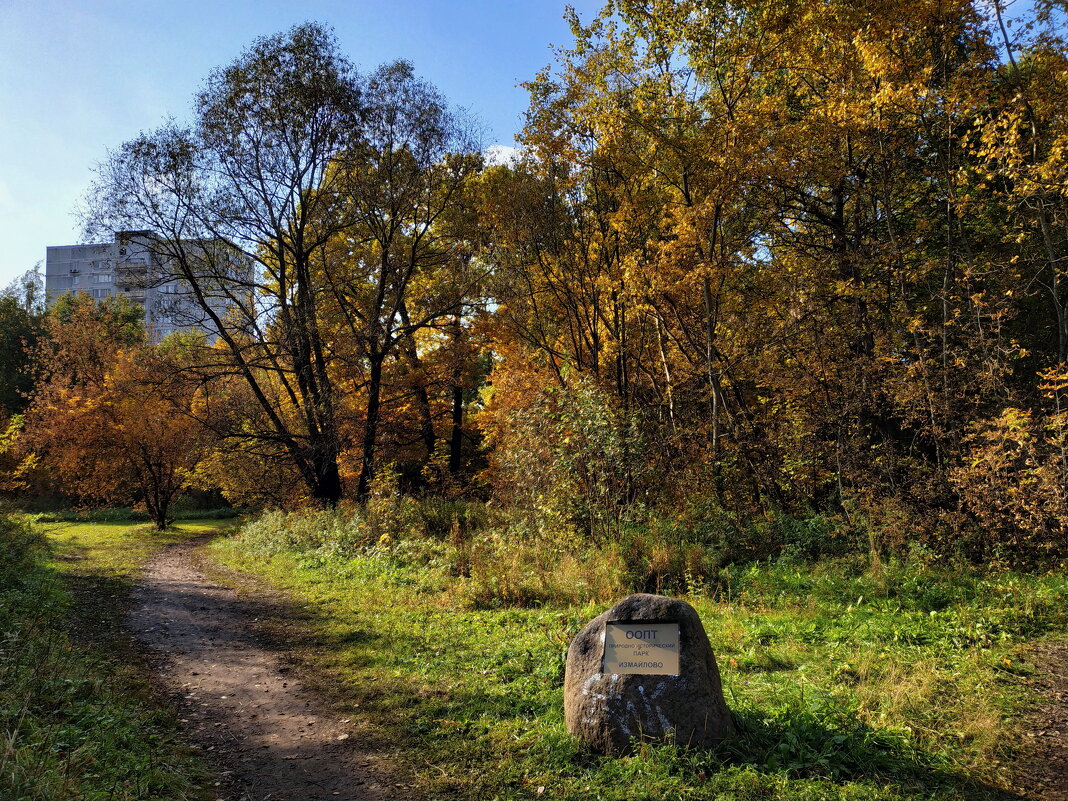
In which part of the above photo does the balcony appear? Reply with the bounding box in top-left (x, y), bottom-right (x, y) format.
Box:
top-left (115, 261), bottom-right (148, 289)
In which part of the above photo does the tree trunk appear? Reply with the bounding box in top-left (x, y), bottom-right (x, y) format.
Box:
top-left (448, 313), bottom-right (464, 475)
top-left (357, 353), bottom-right (384, 498)
top-left (703, 276), bottom-right (725, 500)
top-left (311, 448), bottom-right (343, 506)
top-left (399, 303), bottom-right (436, 460)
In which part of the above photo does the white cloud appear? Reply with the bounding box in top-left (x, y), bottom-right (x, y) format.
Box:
top-left (485, 144), bottom-right (521, 167)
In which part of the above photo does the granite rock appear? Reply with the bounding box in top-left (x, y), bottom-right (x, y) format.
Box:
top-left (564, 593), bottom-right (734, 754)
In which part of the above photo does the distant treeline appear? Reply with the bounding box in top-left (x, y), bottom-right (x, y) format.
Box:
top-left (3, 1), bottom-right (1068, 561)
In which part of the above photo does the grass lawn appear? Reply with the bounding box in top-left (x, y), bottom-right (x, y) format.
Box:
top-left (0, 516), bottom-right (232, 801)
top-left (46, 518), bottom-right (225, 577)
top-left (210, 528), bottom-right (1068, 801)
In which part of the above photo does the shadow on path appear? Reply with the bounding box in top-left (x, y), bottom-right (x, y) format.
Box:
top-left (1011, 641), bottom-right (1068, 801)
top-left (128, 537), bottom-right (390, 801)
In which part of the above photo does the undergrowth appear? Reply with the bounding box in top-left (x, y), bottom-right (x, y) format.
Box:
top-left (211, 504), bottom-right (1068, 800)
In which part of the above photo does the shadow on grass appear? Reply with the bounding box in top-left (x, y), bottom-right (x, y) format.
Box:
top-left (249, 609), bottom-right (1028, 799)
top-left (1, 535), bottom-right (212, 801)
top-left (61, 569), bottom-right (142, 646)
top-left (685, 707), bottom-right (1026, 801)
top-left (48, 525), bottom-right (240, 670)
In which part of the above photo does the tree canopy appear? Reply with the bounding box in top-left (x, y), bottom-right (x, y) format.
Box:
top-left (6, 4), bottom-right (1062, 561)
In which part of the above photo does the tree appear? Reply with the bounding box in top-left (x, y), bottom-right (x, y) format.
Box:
top-left (0, 264), bottom-right (45, 418)
top-left (29, 293), bottom-right (142, 389)
top-left (0, 297), bottom-right (40, 417)
top-left (479, 0), bottom-right (1068, 558)
top-left (22, 294), bottom-right (209, 528)
top-left (86, 23), bottom-right (362, 505)
top-left (87, 25), bottom-right (483, 504)
top-left (3, 264), bottom-right (45, 315)
top-left (314, 60), bottom-right (483, 496)
top-left (25, 349), bottom-right (208, 529)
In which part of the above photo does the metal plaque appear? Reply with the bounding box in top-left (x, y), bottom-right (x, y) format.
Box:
top-left (602, 622), bottom-right (680, 676)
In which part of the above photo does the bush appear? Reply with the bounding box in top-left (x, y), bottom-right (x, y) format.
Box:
top-left (951, 406), bottom-right (1068, 562)
top-left (230, 495), bottom-right (874, 609)
top-left (237, 508), bottom-right (368, 557)
top-left (33, 506), bottom-right (150, 523)
top-left (412, 495), bottom-right (489, 540)
top-left (481, 369), bottom-right (648, 542)
top-left (28, 502), bottom-right (242, 525)
top-left (0, 508), bottom-right (42, 578)
top-left (461, 517), bottom-right (628, 607)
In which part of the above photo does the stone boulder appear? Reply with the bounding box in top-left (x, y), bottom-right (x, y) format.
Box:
top-left (564, 593), bottom-right (734, 754)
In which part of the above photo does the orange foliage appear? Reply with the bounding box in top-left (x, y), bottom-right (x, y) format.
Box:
top-left (23, 298), bottom-right (208, 528)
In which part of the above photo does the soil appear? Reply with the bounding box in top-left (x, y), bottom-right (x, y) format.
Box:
top-left (128, 538), bottom-right (391, 801)
top-left (1012, 642), bottom-right (1068, 801)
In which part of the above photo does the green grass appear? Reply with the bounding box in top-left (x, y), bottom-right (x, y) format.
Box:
top-left (209, 524), bottom-right (1068, 801)
top-left (45, 518), bottom-right (226, 575)
top-left (0, 515), bottom-right (231, 801)
top-left (28, 507), bottom-right (243, 525)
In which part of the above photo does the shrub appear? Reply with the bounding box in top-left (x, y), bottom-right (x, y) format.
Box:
top-left (237, 508), bottom-right (368, 557)
top-left (360, 469), bottom-right (420, 545)
top-left (951, 406), bottom-right (1068, 561)
top-left (461, 522), bottom-right (628, 607)
top-left (480, 368), bottom-right (648, 542)
top-left (0, 508), bottom-right (42, 577)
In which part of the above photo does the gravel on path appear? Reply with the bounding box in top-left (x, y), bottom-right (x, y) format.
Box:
top-left (129, 538), bottom-right (390, 801)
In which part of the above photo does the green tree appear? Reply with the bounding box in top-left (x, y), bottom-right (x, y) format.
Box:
top-left (3, 264), bottom-right (45, 315)
top-left (0, 297), bottom-right (40, 417)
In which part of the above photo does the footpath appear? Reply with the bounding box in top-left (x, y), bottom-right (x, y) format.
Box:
top-left (130, 539), bottom-right (390, 801)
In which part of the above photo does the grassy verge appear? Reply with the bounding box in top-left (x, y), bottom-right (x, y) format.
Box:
top-left (209, 516), bottom-right (1067, 801)
top-left (27, 507), bottom-right (243, 525)
top-left (0, 515), bottom-right (229, 801)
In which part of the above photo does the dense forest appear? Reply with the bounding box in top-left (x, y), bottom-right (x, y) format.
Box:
top-left (4, 0), bottom-right (1068, 566)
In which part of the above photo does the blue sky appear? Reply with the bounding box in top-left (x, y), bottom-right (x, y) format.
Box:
top-left (0, 0), bottom-right (602, 289)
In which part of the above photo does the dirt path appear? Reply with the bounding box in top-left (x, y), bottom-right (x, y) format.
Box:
top-left (129, 538), bottom-right (389, 801)
top-left (1013, 642), bottom-right (1068, 801)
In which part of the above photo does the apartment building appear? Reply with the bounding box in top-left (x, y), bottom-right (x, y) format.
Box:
top-left (45, 231), bottom-right (237, 342)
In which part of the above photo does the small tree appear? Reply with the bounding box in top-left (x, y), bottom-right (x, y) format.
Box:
top-left (23, 297), bottom-right (207, 528)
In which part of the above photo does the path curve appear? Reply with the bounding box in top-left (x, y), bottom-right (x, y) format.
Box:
top-left (129, 538), bottom-right (388, 801)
